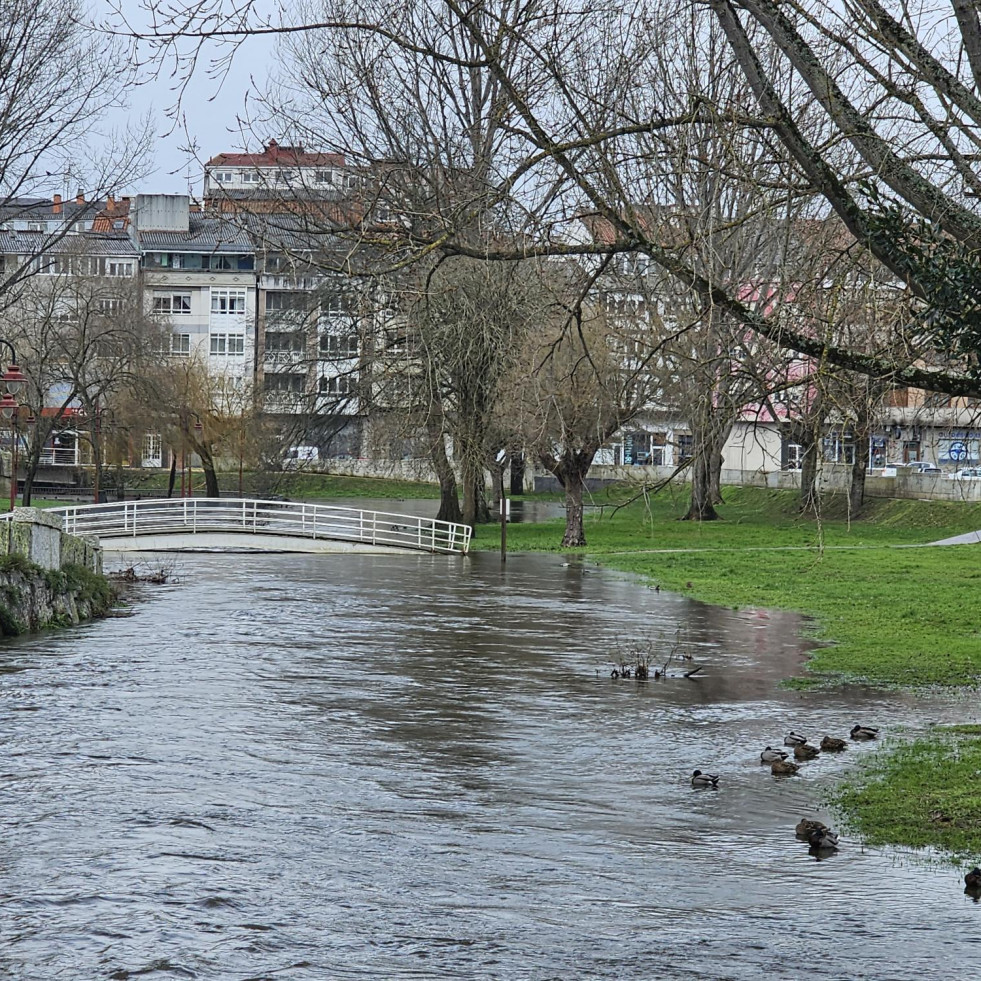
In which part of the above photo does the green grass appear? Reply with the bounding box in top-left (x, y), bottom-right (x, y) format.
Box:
top-left (275, 472), bottom-right (440, 500)
top-left (476, 486), bottom-right (981, 686)
top-left (832, 731), bottom-right (981, 858)
top-left (1, 498), bottom-right (71, 512)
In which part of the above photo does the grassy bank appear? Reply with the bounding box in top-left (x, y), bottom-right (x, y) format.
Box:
top-left (477, 487), bottom-right (981, 686)
top-left (832, 727), bottom-right (981, 858)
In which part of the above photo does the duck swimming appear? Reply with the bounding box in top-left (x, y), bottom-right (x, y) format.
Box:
top-left (966, 868), bottom-right (981, 889)
top-left (796, 818), bottom-right (829, 840)
top-left (820, 736), bottom-right (848, 752)
top-left (691, 769), bottom-right (720, 789)
top-left (794, 742), bottom-right (820, 761)
top-left (771, 759), bottom-right (800, 776)
top-left (784, 731), bottom-right (807, 747)
top-left (760, 746), bottom-right (789, 763)
top-left (808, 828), bottom-right (840, 850)
top-left (850, 725), bottom-right (879, 741)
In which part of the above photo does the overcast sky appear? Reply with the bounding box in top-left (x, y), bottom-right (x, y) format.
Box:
top-left (95, 1), bottom-right (278, 196)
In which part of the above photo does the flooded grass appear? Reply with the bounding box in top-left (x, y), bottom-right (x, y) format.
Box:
top-left (479, 487), bottom-right (981, 687)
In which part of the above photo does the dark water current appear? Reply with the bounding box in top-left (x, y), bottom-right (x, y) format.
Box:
top-left (2, 549), bottom-right (980, 980)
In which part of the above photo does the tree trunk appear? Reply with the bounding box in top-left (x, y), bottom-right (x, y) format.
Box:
top-left (197, 442), bottom-right (220, 497)
top-left (428, 423), bottom-right (462, 523)
top-left (682, 412), bottom-right (732, 521)
top-left (509, 453), bottom-right (525, 495)
top-left (559, 460), bottom-right (588, 547)
top-left (167, 452), bottom-right (177, 498)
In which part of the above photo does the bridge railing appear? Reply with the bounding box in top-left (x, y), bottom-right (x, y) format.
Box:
top-left (40, 498), bottom-right (472, 554)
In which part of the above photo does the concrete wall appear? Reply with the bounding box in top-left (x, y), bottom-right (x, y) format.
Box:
top-left (0, 508), bottom-right (103, 573)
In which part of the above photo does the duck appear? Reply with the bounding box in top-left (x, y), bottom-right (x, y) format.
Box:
top-left (966, 867), bottom-right (981, 889)
top-left (691, 769), bottom-right (720, 789)
top-left (771, 759), bottom-right (800, 776)
top-left (794, 742), bottom-right (820, 761)
top-left (783, 731), bottom-right (808, 747)
top-left (850, 724), bottom-right (879, 741)
top-left (820, 736), bottom-right (848, 752)
top-left (796, 818), bottom-right (829, 840)
top-left (761, 746), bottom-right (789, 763)
top-left (808, 828), bottom-right (840, 850)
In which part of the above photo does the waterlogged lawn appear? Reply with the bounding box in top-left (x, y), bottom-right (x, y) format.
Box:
top-left (833, 728), bottom-right (981, 857)
top-left (479, 487), bottom-right (981, 686)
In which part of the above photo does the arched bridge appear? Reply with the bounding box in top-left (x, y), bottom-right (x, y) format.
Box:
top-left (38, 499), bottom-right (472, 554)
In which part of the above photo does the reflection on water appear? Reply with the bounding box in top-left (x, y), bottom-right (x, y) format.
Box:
top-left (1, 550), bottom-right (979, 980)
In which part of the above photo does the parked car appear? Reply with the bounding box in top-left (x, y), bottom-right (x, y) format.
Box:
top-left (904, 462), bottom-right (942, 475)
top-left (948, 467), bottom-right (981, 480)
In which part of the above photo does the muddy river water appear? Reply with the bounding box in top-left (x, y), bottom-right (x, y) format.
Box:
top-left (1, 548), bottom-right (979, 979)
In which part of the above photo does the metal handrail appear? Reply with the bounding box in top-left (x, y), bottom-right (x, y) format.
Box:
top-left (15, 498), bottom-right (471, 555)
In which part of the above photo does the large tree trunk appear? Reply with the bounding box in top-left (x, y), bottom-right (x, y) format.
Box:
top-left (682, 420), bottom-right (731, 521)
top-left (544, 449), bottom-right (594, 547)
top-left (167, 452), bottom-right (177, 498)
top-left (197, 442), bottom-right (220, 498)
top-left (428, 422), bottom-right (462, 523)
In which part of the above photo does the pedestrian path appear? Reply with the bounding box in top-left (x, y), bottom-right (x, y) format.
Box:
top-left (927, 529), bottom-right (981, 546)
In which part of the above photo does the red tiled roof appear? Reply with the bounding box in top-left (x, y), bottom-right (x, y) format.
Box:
top-left (206, 140), bottom-right (345, 169)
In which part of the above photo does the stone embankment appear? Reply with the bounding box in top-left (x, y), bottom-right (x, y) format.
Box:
top-left (0, 507), bottom-right (112, 637)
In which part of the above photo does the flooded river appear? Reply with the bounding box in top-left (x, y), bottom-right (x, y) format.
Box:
top-left (1, 549), bottom-right (979, 979)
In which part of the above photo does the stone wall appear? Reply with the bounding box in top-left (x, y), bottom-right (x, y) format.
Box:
top-left (0, 508), bottom-right (110, 637)
top-left (0, 507), bottom-right (102, 574)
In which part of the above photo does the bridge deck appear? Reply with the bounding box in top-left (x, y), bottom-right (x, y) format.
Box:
top-left (7, 499), bottom-right (472, 555)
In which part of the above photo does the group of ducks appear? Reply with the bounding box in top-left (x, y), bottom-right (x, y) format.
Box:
top-left (689, 724), bottom-right (882, 853)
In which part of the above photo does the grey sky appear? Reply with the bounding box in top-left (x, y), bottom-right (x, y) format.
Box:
top-left (94, 0), bottom-right (277, 196)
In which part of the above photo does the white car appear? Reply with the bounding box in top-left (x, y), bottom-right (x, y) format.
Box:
top-left (948, 467), bottom-right (981, 480)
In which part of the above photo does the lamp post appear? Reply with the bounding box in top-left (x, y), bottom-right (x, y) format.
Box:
top-left (188, 419), bottom-right (203, 498)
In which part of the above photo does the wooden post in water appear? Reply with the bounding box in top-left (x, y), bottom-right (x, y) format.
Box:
top-left (500, 495), bottom-right (507, 563)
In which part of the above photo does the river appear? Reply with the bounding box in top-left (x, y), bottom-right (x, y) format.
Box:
top-left (1, 548), bottom-right (978, 979)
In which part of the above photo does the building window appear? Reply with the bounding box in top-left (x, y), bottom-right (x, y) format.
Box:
top-left (142, 433), bottom-right (163, 468)
top-left (210, 333), bottom-right (245, 356)
top-left (211, 289), bottom-right (247, 315)
top-left (319, 374), bottom-right (357, 395)
top-left (823, 432), bottom-right (855, 464)
top-left (97, 297), bottom-right (124, 314)
top-left (265, 291), bottom-right (307, 313)
top-left (38, 255), bottom-right (72, 275)
top-left (275, 169), bottom-right (295, 183)
top-left (213, 170), bottom-right (234, 183)
top-left (319, 333), bottom-right (359, 358)
top-left (315, 170), bottom-right (334, 184)
top-left (240, 170), bottom-right (260, 183)
top-left (265, 331), bottom-right (306, 358)
top-left (153, 292), bottom-right (192, 315)
top-left (169, 333), bottom-right (191, 356)
top-left (321, 293), bottom-right (352, 316)
top-left (106, 260), bottom-right (134, 276)
top-left (782, 440), bottom-right (804, 470)
top-left (263, 373), bottom-right (306, 395)
top-left (677, 433), bottom-right (694, 462)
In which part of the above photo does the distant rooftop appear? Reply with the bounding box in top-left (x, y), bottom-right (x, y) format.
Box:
top-left (206, 139), bottom-right (346, 170)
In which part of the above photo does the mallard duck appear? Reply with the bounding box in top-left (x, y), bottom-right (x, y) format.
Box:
top-left (796, 818), bottom-right (829, 840)
top-left (783, 731), bottom-right (807, 747)
top-left (761, 746), bottom-right (789, 763)
top-left (808, 828), bottom-right (840, 850)
top-left (771, 759), bottom-right (800, 776)
top-left (966, 867), bottom-right (981, 888)
top-left (820, 736), bottom-right (848, 752)
top-left (794, 742), bottom-right (820, 760)
top-left (850, 724), bottom-right (879, 741)
top-left (691, 769), bottom-right (720, 788)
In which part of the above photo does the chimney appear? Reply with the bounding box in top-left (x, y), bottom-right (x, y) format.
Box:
top-left (52, 193), bottom-right (61, 214)
top-left (76, 189), bottom-right (85, 205)
top-left (106, 194), bottom-right (115, 211)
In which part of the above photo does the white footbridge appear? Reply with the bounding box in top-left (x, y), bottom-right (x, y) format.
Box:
top-left (34, 498), bottom-right (472, 555)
